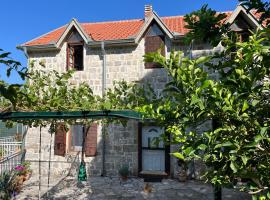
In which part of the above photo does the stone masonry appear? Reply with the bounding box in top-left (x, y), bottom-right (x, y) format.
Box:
top-left (25, 23), bottom-right (217, 179)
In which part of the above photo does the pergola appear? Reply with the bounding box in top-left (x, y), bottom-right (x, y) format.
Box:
top-left (0, 110), bottom-right (143, 120)
top-left (0, 110), bottom-right (144, 199)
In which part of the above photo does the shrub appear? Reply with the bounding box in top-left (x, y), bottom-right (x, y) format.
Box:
top-left (0, 172), bottom-right (16, 200)
top-left (118, 165), bottom-right (129, 177)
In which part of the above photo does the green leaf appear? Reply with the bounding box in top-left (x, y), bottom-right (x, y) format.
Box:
top-left (196, 56), bottom-right (210, 64)
top-left (184, 147), bottom-right (194, 155)
top-left (200, 80), bottom-right (213, 90)
top-left (197, 144), bottom-right (207, 150)
top-left (230, 161), bottom-right (238, 173)
top-left (171, 152), bottom-right (184, 160)
top-left (255, 135), bottom-right (264, 143)
top-left (235, 69), bottom-right (243, 76)
top-left (242, 100), bottom-right (249, 112)
top-left (260, 127), bottom-right (268, 136)
top-left (251, 100), bottom-right (259, 107)
top-left (191, 94), bottom-right (200, 105)
top-left (215, 141), bottom-right (233, 149)
top-left (252, 195), bottom-right (257, 200)
top-left (241, 155), bottom-right (248, 165)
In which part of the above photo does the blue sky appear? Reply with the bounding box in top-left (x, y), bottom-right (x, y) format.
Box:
top-left (0, 0), bottom-right (238, 84)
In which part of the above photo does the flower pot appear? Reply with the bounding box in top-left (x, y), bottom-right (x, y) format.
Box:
top-left (12, 176), bottom-right (24, 193)
top-left (21, 175), bottom-right (27, 182)
top-left (24, 172), bottom-right (32, 181)
top-left (121, 175), bottom-right (128, 181)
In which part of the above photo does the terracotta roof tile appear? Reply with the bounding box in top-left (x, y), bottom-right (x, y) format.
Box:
top-left (161, 16), bottom-right (189, 35)
top-left (22, 11), bottom-right (261, 47)
top-left (251, 10), bottom-right (267, 26)
top-left (81, 19), bottom-right (144, 41)
top-left (24, 26), bottom-right (67, 46)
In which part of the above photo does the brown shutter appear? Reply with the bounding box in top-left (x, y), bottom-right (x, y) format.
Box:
top-left (66, 44), bottom-right (75, 71)
top-left (145, 35), bottom-right (165, 69)
top-left (54, 124), bottom-right (66, 156)
top-left (84, 123), bottom-right (98, 157)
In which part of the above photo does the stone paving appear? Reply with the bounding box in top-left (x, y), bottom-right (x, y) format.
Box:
top-left (16, 176), bottom-right (251, 200)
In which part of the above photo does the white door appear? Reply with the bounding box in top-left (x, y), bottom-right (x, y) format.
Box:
top-left (142, 126), bottom-right (165, 172)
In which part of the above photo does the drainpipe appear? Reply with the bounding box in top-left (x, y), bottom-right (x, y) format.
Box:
top-left (101, 41), bottom-right (106, 176)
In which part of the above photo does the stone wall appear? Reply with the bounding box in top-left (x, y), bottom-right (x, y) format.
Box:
top-left (25, 120), bottom-right (138, 177)
top-left (26, 33), bottom-right (216, 179)
top-left (26, 37), bottom-right (159, 177)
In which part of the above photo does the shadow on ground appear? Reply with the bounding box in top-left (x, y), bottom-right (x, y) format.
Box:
top-left (16, 176), bottom-right (251, 200)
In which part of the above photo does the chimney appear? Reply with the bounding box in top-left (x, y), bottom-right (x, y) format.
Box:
top-left (144, 5), bottom-right (153, 19)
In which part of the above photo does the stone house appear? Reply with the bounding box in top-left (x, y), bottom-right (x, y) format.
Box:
top-left (17, 5), bottom-right (262, 180)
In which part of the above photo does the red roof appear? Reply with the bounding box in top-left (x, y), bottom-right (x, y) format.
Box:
top-left (81, 20), bottom-right (144, 41)
top-left (161, 16), bottom-right (189, 35)
top-left (22, 11), bottom-right (260, 47)
top-left (25, 26), bottom-right (67, 46)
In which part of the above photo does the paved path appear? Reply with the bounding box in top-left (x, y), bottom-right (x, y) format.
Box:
top-left (16, 176), bottom-right (251, 200)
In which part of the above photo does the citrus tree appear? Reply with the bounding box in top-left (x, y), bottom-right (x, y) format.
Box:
top-left (142, 27), bottom-right (270, 200)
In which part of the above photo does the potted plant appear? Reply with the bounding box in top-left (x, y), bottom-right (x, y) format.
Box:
top-left (177, 159), bottom-right (188, 182)
top-left (21, 162), bottom-right (32, 181)
top-left (118, 165), bottom-right (129, 181)
top-left (12, 175), bottom-right (24, 193)
top-left (14, 162), bottom-right (32, 182)
top-left (14, 165), bottom-right (26, 182)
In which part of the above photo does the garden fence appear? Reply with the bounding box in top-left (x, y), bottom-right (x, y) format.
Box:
top-left (0, 150), bottom-right (25, 174)
top-left (0, 136), bottom-right (22, 158)
top-left (0, 126), bottom-right (27, 174)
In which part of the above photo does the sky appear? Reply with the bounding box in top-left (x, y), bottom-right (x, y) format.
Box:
top-left (0, 0), bottom-right (239, 84)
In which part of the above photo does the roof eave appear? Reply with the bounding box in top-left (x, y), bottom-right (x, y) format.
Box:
top-left (172, 33), bottom-right (185, 41)
top-left (56, 18), bottom-right (92, 47)
top-left (87, 38), bottom-right (137, 47)
top-left (18, 38), bottom-right (137, 50)
top-left (226, 4), bottom-right (264, 30)
top-left (134, 12), bottom-right (174, 43)
top-left (17, 44), bottom-right (59, 51)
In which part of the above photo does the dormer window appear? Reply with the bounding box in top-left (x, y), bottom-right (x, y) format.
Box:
top-left (145, 23), bottom-right (165, 69)
top-left (67, 43), bottom-right (84, 71)
top-left (66, 30), bottom-right (84, 71)
top-left (230, 13), bottom-right (254, 42)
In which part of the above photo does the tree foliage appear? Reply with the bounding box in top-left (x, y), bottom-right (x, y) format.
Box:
top-left (0, 49), bottom-right (27, 110)
top-left (143, 30), bottom-right (270, 200)
top-left (184, 4), bottom-right (229, 46)
top-left (141, 3), bottom-right (270, 198)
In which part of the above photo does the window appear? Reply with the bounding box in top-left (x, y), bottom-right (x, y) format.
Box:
top-left (145, 35), bottom-right (165, 69)
top-left (70, 125), bottom-right (84, 151)
top-left (67, 43), bottom-right (84, 71)
top-left (142, 126), bottom-right (165, 171)
top-left (54, 123), bottom-right (97, 157)
top-left (230, 14), bottom-right (253, 43)
top-left (238, 31), bottom-right (250, 42)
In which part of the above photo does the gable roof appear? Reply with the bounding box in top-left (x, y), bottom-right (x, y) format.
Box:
top-left (19, 5), bottom-right (263, 49)
top-left (227, 5), bottom-right (264, 29)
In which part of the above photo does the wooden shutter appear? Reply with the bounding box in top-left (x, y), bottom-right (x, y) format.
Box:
top-left (145, 35), bottom-right (165, 69)
top-left (54, 124), bottom-right (66, 156)
top-left (66, 44), bottom-right (74, 70)
top-left (84, 123), bottom-right (98, 157)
